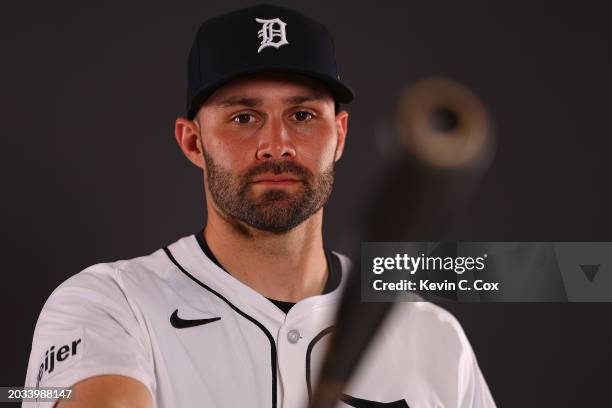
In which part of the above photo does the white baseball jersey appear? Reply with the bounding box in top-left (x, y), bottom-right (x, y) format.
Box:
top-left (23, 233), bottom-right (495, 407)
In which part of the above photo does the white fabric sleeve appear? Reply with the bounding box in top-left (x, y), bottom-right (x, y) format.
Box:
top-left (388, 302), bottom-right (496, 408)
top-left (455, 320), bottom-right (496, 408)
top-left (426, 304), bottom-right (496, 408)
top-left (22, 264), bottom-right (156, 408)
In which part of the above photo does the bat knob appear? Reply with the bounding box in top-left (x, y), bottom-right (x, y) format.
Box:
top-left (396, 77), bottom-right (494, 169)
top-left (429, 107), bottom-right (459, 132)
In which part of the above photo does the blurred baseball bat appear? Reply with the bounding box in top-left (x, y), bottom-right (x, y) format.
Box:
top-left (309, 78), bottom-right (495, 408)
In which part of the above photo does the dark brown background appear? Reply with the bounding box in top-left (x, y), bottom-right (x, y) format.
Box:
top-left (2, 1), bottom-right (611, 406)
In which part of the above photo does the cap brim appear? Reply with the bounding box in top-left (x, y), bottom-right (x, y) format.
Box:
top-left (187, 66), bottom-right (354, 119)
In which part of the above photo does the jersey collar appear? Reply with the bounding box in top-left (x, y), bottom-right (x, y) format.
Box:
top-left (166, 234), bottom-right (350, 328)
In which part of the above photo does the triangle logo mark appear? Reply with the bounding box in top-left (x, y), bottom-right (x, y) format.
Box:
top-left (580, 264), bottom-right (601, 283)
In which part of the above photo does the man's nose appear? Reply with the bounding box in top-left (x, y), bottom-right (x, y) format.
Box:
top-left (255, 117), bottom-right (297, 160)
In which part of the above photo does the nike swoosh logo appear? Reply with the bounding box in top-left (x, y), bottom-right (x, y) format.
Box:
top-left (341, 395), bottom-right (409, 408)
top-left (170, 309), bottom-right (221, 329)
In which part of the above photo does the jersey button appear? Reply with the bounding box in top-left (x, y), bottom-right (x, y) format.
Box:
top-left (287, 329), bottom-right (302, 344)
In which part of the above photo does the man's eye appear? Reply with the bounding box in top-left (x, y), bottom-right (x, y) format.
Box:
top-left (232, 114), bottom-right (254, 124)
top-left (293, 111), bottom-right (313, 122)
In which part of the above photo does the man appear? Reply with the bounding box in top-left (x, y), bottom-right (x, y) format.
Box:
top-left (23, 4), bottom-right (495, 407)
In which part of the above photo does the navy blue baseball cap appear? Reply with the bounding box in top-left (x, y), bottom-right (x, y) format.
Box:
top-left (186, 4), bottom-right (354, 119)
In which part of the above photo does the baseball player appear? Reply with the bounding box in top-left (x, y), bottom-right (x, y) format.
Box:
top-left (23, 4), bottom-right (495, 408)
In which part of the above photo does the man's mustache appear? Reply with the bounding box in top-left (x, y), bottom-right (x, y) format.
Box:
top-left (242, 160), bottom-right (314, 183)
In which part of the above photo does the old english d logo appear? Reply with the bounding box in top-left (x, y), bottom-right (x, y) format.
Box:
top-left (256, 17), bottom-right (289, 53)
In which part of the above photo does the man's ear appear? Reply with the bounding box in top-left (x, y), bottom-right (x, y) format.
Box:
top-left (175, 117), bottom-right (205, 169)
top-left (334, 110), bottom-right (349, 162)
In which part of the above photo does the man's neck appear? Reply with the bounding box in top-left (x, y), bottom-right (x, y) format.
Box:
top-left (204, 207), bottom-right (328, 303)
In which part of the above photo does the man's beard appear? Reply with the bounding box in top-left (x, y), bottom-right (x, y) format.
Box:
top-left (203, 150), bottom-right (335, 234)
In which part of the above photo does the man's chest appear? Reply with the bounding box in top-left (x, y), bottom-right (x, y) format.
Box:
top-left (138, 293), bottom-right (412, 408)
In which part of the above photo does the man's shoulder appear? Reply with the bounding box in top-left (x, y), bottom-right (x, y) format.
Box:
top-left (385, 300), bottom-right (472, 353)
top-left (58, 250), bottom-right (168, 291)
top-left (46, 238), bottom-right (187, 310)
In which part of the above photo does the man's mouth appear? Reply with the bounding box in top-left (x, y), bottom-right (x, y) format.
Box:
top-left (249, 174), bottom-right (303, 187)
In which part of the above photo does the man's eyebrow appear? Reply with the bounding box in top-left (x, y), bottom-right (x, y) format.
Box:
top-left (212, 93), bottom-right (328, 108)
top-left (284, 94), bottom-right (328, 104)
top-left (214, 97), bottom-right (262, 108)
